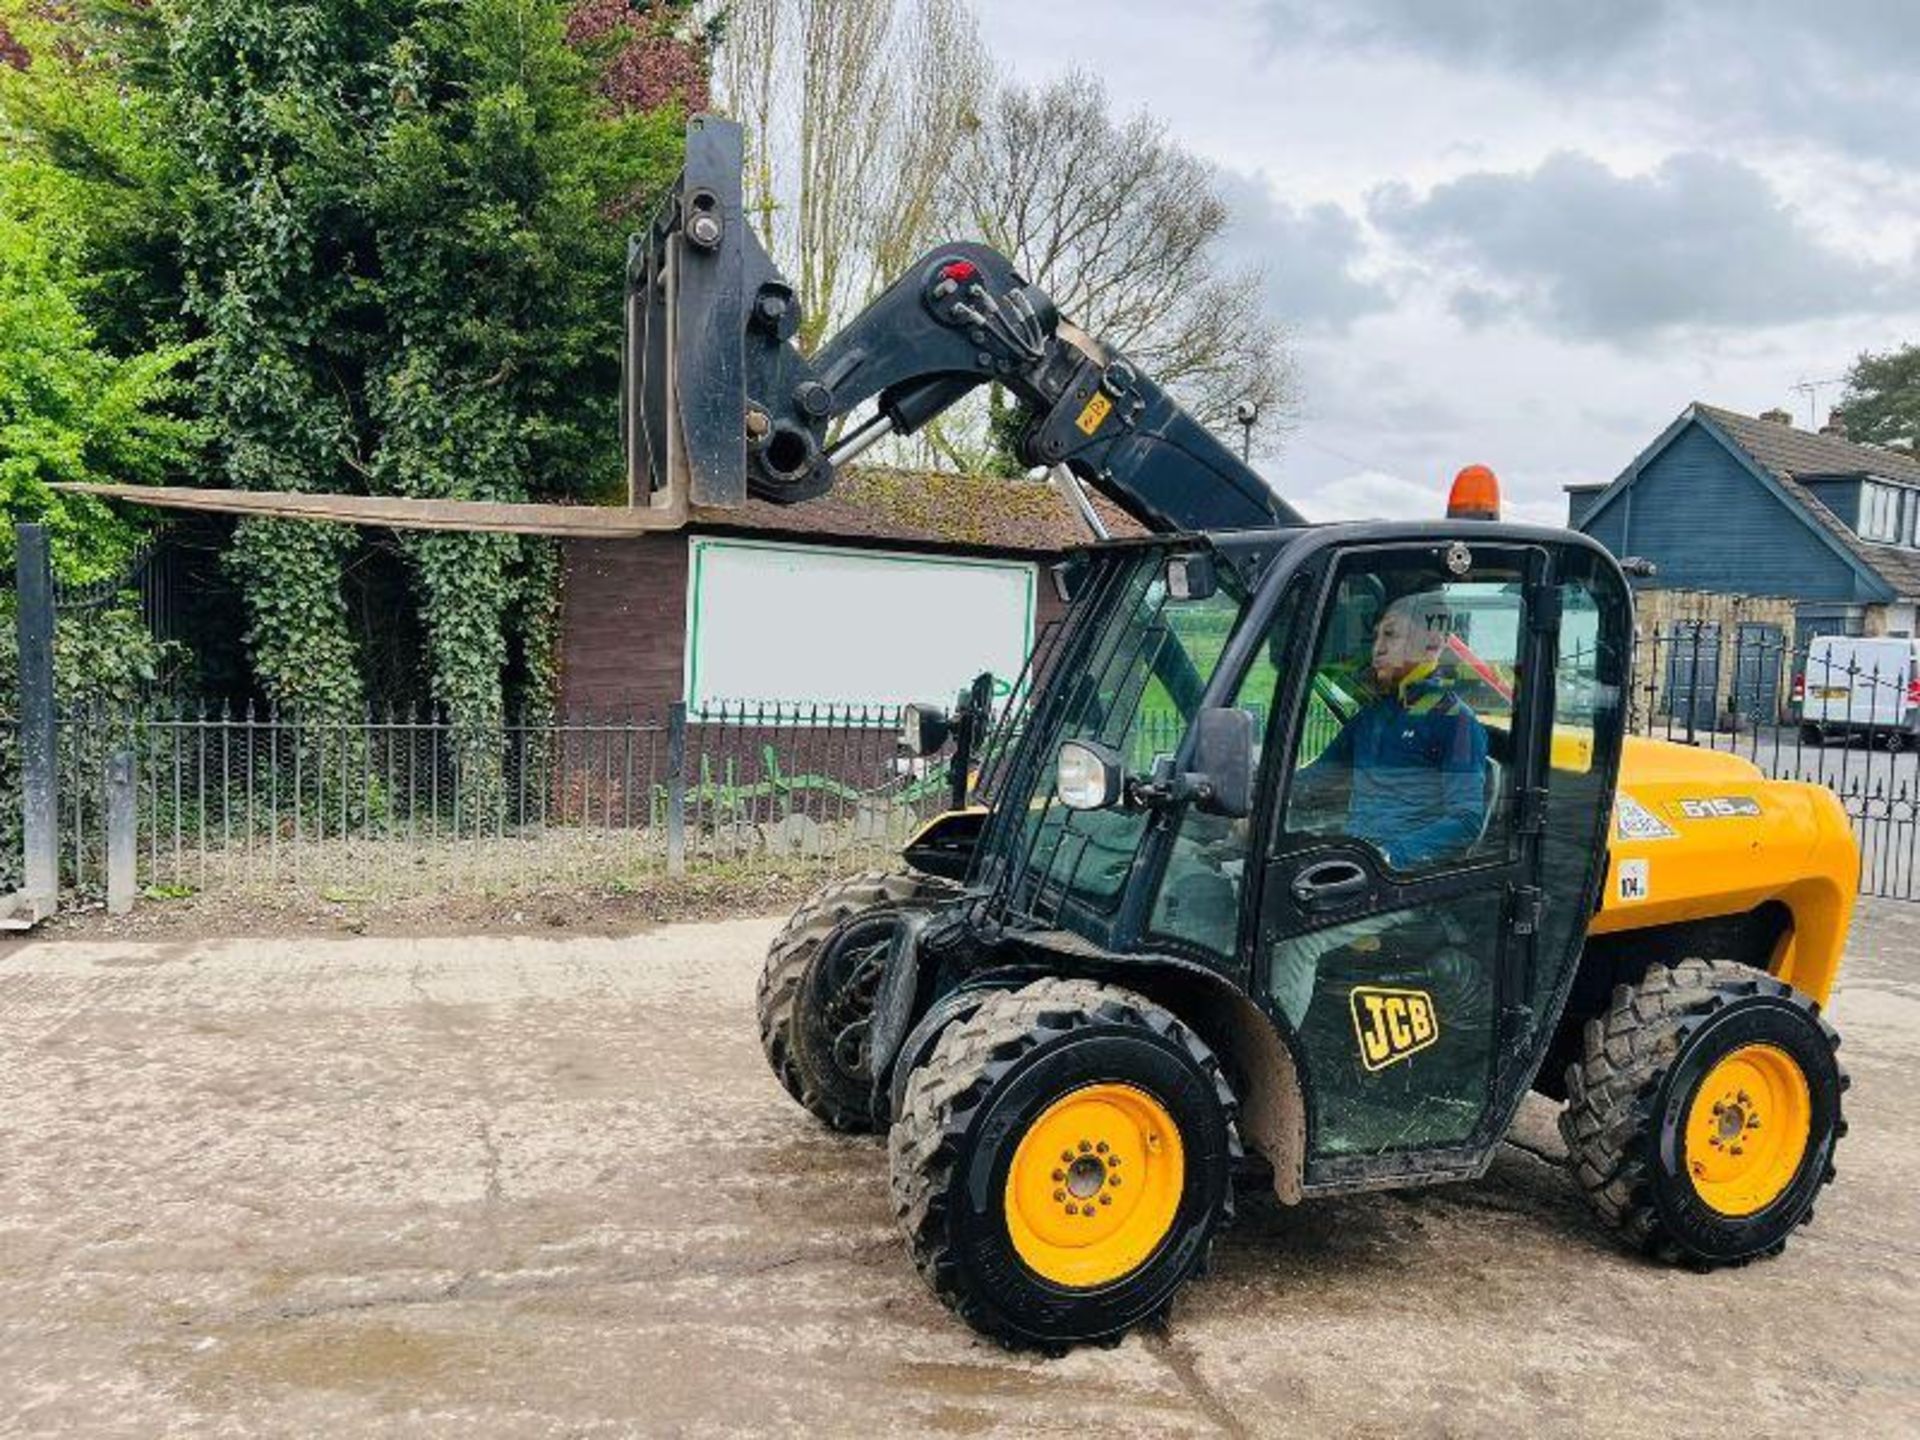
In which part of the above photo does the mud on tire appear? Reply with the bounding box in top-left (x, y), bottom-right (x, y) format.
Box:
top-left (888, 978), bottom-right (1238, 1351)
top-left (755, 869), bottom-right (957, 1131)
top-left (1560, 957), bottom-right (1846, 1267)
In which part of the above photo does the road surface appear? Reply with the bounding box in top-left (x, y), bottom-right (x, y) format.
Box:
top-left (2, 908), bottom-right (1916, 1436)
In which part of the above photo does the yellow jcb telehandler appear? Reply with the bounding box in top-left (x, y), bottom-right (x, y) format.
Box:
top-left (632, 119), bottom-right (1857, 1350)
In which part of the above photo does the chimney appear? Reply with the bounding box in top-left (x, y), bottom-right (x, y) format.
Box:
top-left (1820, 408), bottom-right (1848, 439)
top-left (1759, 407), bottom-right (1794, 426)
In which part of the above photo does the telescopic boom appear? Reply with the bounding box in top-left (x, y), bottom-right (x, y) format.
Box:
top-left (627, 115), bottom-right (1301, 535)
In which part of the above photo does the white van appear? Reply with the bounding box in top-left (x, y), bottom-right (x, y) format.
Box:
top-left (1796, 635), bottom-right (1920, 746)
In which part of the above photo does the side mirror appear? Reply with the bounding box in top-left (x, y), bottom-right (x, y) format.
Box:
top-left (1191, 707), bottom-right (1254, 818)
top-left (1050, 554), bottom-right (1090, 605)
top-left (1056, 740), bottom-right (1125, 811)
top-left (1166, 551), bottom-right (1218, 601)
top-left (899, 702), bottom-right (952, 758)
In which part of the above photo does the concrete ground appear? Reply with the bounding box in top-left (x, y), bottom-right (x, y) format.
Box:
top-left (2, 905), bottom-right (1917, 1439)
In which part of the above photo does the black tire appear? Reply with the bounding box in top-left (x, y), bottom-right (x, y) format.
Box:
top-left (755, 869), bottom-right (956, 1131)
top-left (885, 988), bottom-right (995, 1126)
top-left (1561, 958), bottom-right (1846, 1267)
top-left (1798, 722), bottom-right (1825, 747)
top-left (888, 979), bottom-right (1237, 1350)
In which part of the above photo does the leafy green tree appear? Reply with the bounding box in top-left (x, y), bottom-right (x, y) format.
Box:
top-left (0, 0), bottom-right (190, 353)
top-left (1840, 345), bottom-right (1920, 451)
top-left (0, 3), bottom-right (202, 584)
top-left (364, 0), bottom-right (682, 762)
top-left (0, 194), bottom-right (201, 582)
top-left (159, 0), bottom-right (407, 718)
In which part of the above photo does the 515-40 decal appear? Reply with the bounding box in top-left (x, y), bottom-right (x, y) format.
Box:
top-left (1675, 795), bottom-right (1763, 819)
top-left (1616, 791), bottom-right (1763, 842)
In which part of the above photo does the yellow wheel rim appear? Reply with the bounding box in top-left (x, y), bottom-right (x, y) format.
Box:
top-left (1683, 1043), bottom-right (1813, 1217)
top-left (1003, 1082), bottom-right (1185, 1288)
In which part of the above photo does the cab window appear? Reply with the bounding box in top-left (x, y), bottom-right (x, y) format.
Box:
top-left (1282, 560), bottom-right (1527, 873)
top-left (1148, 580), bottom-right (1308, 960)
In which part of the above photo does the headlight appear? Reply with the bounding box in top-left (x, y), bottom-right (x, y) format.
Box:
top-left (1056, 740), bottom-right (1123, 810)
top-left (899, 703), bottom-right (952, 758)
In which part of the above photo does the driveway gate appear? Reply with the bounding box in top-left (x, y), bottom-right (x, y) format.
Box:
top-left (1733, 622), bottom-right (1785, 724)
top-left (1663, 621), bottom-right (1721, 733)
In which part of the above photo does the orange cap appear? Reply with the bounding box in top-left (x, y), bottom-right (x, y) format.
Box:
top-left (1448, 464), bottom-right (1501, 521)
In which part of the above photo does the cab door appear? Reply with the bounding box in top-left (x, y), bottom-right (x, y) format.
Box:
top-left (1256, 542), bottom-right (1552, 1190)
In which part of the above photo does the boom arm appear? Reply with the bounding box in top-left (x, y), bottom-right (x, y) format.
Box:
top-left (629, 116), bottom-right (1302, 534)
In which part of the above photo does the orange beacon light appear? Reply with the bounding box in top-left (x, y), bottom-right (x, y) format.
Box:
top-left (1448, 464), bottom-right (1502, 521)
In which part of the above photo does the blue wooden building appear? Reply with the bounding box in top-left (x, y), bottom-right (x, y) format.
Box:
top-left (1569, 403), bottom-right (1920, 651)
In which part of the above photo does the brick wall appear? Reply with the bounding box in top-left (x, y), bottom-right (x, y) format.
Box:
top-left (1630, 586), bottom-right (1799, 726)
top-left (1861, 602), bottom-right (1908, 638)
top-left (559, 535), bottom-right (689, 715)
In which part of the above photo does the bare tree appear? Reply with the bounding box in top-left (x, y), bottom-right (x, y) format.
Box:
top-left (953, 71), bottom-right (1296, 436)
top-left (710, 16), bottom-right (1293, 467)
top-left (713, 0), bottom-right (782, 245)
top-left (711, 0), bottom-right (991, 353)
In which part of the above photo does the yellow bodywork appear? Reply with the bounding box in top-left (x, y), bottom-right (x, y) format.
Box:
top-left (1593, 737), bottom-right (1858, 1006)
top-left (904, 807), bottom-right (987, 852)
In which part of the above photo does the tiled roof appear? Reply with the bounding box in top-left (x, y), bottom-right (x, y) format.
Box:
top-left (693, 466), bottom-right (1150, 554)
top-left (1697, 404), bottom-right (1920, 486)
top-left (1694, 404), bottom-right (1920, 600)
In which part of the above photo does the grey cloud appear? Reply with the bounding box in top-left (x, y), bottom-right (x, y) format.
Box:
top-left (1214, 169), bottom-right (1391, 332)
top-left (1260, 0), bottom-right (1920, 73)
top-left (1369, 151), bottom-right (1912, 342)
top-left (1257, 0), bottom-right (1920, 166)
top-left (1447, 286), bottom-right (1519, 329)
top-left (1259, 0), bottom-right (1670, 76)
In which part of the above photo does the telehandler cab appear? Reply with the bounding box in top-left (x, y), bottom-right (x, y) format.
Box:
top-left (633, 118), bottom-right (1857, 1350)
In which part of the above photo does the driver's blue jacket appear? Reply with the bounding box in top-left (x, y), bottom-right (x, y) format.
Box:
top-left (1304, 678), bottom-right (1489, 868)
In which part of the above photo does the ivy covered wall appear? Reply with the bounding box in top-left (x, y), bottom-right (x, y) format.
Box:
top-left (2, 0), bottom-right (707, 735)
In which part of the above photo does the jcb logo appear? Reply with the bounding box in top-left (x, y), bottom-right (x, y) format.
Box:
top-left (1350, 986), bottom-right (1440, 1071)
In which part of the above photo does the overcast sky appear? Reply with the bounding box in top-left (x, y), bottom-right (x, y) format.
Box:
top-left (968, 0), bottom-right (1920, 525)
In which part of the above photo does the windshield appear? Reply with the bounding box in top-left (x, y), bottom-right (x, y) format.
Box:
top-left (987, 547), bottom-right (1251, 935)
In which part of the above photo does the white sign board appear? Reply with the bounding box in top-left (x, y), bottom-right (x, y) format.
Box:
top-left (685, 538), bottom-right (1036, 722)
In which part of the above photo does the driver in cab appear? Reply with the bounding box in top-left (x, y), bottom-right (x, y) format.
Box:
top-left (1296, 591), bottom-right (1489, 870)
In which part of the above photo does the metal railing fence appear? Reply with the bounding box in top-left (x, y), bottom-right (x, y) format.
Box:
top-left (1627, 624), bottom-right (1920, 900)
top-left (7, 613), bottom-right (1917, 906)
top-left (0, 701), bottom-right (955, 903)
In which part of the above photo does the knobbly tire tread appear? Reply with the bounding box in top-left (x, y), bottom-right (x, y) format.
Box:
top-left (1559, 957), bottom-right (1846, 1267)
top-left (754, 868), bottom-right (956, 1130)
top-left (888, 978), bottom-right (1240, 1350)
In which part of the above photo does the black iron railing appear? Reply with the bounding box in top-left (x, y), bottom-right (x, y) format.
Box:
top-left (1628, 624), bottom-right (1919, 900)
top-left (0, 700), bottom-right (956, 902)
